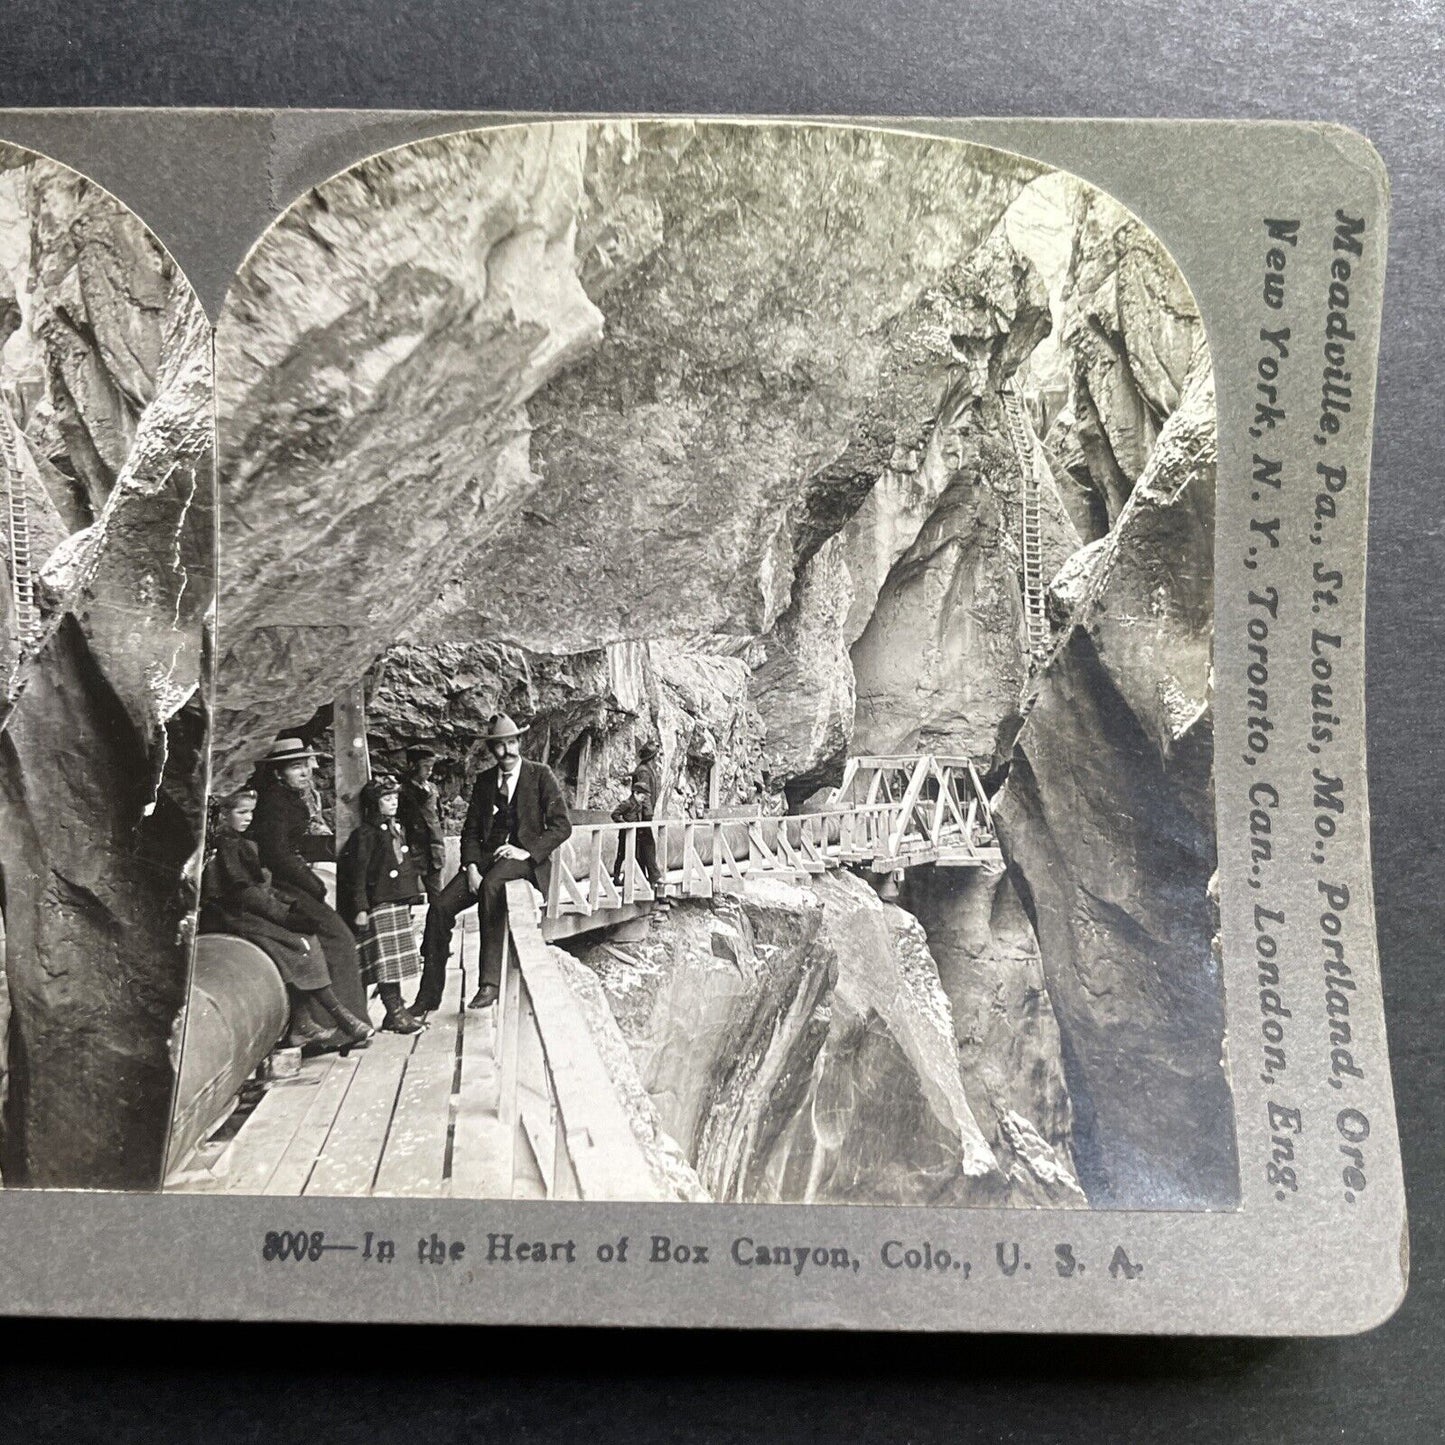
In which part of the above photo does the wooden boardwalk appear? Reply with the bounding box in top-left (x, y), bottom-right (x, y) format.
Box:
top-left (169, 915), bottom-right (530, 1198)
top-left (167, 753), bottom-right (1001, 1198)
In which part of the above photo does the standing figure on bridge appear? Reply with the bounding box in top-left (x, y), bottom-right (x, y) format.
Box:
top-left (338, 775), bottom-right (425, 1035)
top-left (613, 737), bottom-right (665, 887)
top-left (413, 714), bottom-right (572, 1016)
top-left (250, 737), bottom-right (374, 1037)
top-left (397, 746), bottom-right (447, 900)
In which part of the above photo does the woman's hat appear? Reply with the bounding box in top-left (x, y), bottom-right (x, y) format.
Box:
top-left (264, 736), bottom-right (320, 764)
top-left (484, 713), bottom-right (528, 741)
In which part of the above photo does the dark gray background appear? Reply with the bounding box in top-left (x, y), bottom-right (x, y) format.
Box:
top-left (0, 2), bottom-right (1440, 1441)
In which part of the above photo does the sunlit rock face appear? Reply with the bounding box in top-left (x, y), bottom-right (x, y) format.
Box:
top-left (850, 471), bottom-right (1027, 762)
top-left (749, 537), bottom-right (856, 793)
top-left (0, 151), bottom-right (212, 1188)
top-left (569, 872), bottom-right (1020, 1206)
top-left (846, 231), bottom-right (1078, 764)
top-left (1044, 181), bottom-right (1206, 540)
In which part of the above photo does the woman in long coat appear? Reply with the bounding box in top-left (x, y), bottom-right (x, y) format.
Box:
top-left (249, 737), bottom-right (373, 1029)
top-left (200, 788), bottom-right (369, 1053)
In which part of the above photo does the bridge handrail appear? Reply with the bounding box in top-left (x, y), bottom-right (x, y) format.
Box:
top-left (544, 780), bottom-right (998, 923)
top-left (496, 880), bottom-right (671, 1201)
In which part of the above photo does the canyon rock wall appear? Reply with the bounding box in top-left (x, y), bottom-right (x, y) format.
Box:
top-left (569, 872), bottom-right (1036, 1206)
top-left (213, 121), bottom-right (1043, 785)
top-left (1045, 183), bottom-right (1206, 540)
top-left (215, 123), bottom-right (1231, 1211)
top-left (366, 636), bottom-right (767, 820)
top-left (0, 151), bottom-right (212, 1187)
top-left (997, 355), bottom-right (1232, 1209)
top-left (902, 863), bottom-right (1084, 1206)
top-left (551, 951), bottom-right (710, 1202)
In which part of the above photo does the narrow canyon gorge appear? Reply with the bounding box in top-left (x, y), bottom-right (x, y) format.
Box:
top-left (212, 122), bottom-right (1235, 1210)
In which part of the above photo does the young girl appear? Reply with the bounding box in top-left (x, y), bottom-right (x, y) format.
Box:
top-left (200, 788), bottom-right (374, 1055)
top-left (338, 775), bottom-right (425, 1034)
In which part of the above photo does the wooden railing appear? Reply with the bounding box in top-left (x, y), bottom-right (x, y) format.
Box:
top-left (495, 880), bottom-right (671, 1200)
top-left (493, 755), bottom-right (1000, 1198)
top-left (540, 754), bottom-right (1001, 929)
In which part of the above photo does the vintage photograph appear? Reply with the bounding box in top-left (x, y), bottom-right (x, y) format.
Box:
top-left (0, 142), bottom-right (213, 1189)
top-left (171, 119), bottom-right (1235, 1211)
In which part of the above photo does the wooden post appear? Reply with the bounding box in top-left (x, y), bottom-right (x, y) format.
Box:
top-left (707, 760), bottom-right (720, 812)
top-left (621, 827), bottom-right (637, 906)
top-left (333, 681), bottom-right (370, 853)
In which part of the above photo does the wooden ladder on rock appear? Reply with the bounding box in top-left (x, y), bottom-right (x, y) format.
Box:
top-left (0, 397), bottom-right (40, 648)
top-left (1000, 382), bottom-right (1049, 658)
top-left (0, 399), bottom-right (41, 648)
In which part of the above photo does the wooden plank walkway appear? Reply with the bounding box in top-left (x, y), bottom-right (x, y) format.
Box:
top-left (168, 753), bottom-right (1004, 1198)
top-left (170, 914), bottom-right (512, 1198)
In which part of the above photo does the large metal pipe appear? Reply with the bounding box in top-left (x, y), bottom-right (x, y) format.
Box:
top-left (166, 934), bottom-right (289, 1174)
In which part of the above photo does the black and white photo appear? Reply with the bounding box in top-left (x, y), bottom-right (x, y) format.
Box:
top-left (174, 120), bottom-right (1233, 1212)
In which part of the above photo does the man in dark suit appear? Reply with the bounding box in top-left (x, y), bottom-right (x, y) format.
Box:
top-left (413, 713), bottom-right (572, 1014)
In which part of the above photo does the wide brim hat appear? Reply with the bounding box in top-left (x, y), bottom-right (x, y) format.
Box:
top-left (406, 744), bottom-right (438, 762)
top-left (483, 713), bottom-right (528, 741)
top-left (264, 736), bottom-right (320, 764)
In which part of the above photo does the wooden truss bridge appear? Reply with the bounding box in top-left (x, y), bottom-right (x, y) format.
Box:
top-left (168, 753), bottom-right (1001, 1200)
top-left (540, 753), bottom-right (1001, 940)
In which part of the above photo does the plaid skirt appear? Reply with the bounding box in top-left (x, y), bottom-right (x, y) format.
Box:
top-left (358, 901), bottom-right (421, 986)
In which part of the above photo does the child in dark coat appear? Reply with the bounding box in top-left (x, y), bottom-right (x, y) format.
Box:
top-left (338, 775), bottom-right (425, 1034)
top-left (200, 788), bottom-right (372, 1055)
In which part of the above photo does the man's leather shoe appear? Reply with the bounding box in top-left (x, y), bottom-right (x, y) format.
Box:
top-left (467, 984), bottom-right (500, 1010)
